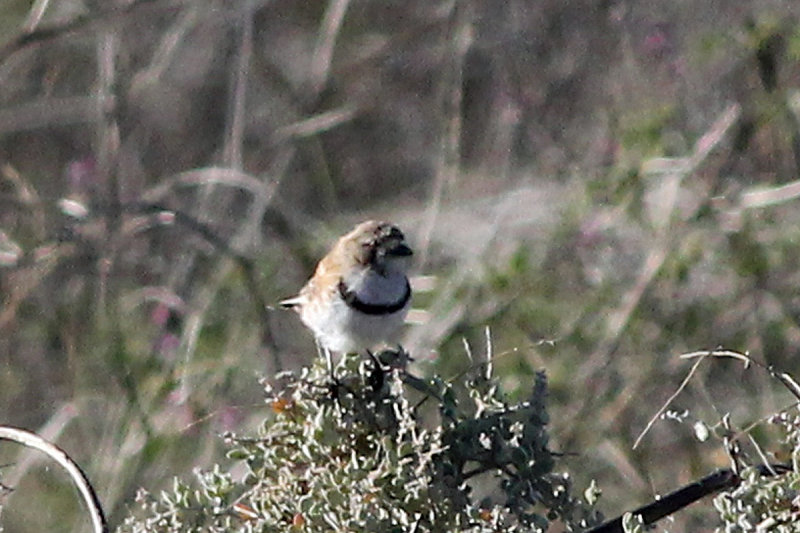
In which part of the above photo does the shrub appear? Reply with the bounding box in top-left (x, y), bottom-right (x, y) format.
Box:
top-left (119, 349), bottom-right (603, 532)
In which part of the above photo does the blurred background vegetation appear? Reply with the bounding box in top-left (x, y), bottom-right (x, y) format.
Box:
top-left (2, 0), bottom-right (800, 530)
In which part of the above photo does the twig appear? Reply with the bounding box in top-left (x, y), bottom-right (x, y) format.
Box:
top-left (309, 0), bottom-right (351, 95)
top-left (632, 355), bottom-right (704, 449)
top-left (681, 348), bottom-right (800, 400)
top-left (484, 325), bottom-right (493, 380)
top-left (273, 105), bottom-right (359, 142)
top-left (739, 179), bottom-right (800, 209)
top-left (22, 0), bottom-right (51, 33)
top-left (0, 0), bottom-right (183, 64)
top-left (0, 96), bottom-right (110, 134)
top-left (677, 348), bottom-right (800, 448)
top-left (0, 425), bottom-right (107, 533)
top-left (586, 464), bottom-right (789, 533)
top-left (224, 0), bottom-right (255, 170)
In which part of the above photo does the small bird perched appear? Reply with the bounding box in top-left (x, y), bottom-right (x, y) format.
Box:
top-left (280, 220), bottom-right (413, 356)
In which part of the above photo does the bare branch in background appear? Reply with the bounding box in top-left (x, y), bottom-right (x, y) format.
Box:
top-left (309, 0), bottom-right (351, 96)
top-left (0, 0), bottom-right (184, 64)
top-left (0, 425), bottom-right (107, 533)
top-left (417, 0), bottom-right (473, 269)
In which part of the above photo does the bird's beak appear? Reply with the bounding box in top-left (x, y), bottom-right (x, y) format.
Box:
top-left (388, 242), bottom-right (413, 257)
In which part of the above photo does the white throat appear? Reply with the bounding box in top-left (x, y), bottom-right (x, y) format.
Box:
top-left (345, 269), bottom-right (408, 306)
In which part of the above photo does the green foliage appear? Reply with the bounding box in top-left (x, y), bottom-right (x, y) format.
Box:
top-left (714, 466), bottom-right (800, 532)
top-left (621, 512), bottom-right (646, 533)
top-left (788, 24), bottom-right (800, 61)
top-left (119, 351), bottom-right (603, 532)
top-left (619, 105), bottom-right (680, 157)
top-left (713, 411), bottom-right (800, 532)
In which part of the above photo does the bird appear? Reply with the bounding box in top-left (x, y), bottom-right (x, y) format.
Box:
top-left (280, 220), bottom-right (413, 358)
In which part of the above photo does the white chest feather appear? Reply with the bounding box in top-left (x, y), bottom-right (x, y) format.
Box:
top-left (299, 269), bottom-right (411, 353)
top-left (346, 269), bottom-right (408, 306)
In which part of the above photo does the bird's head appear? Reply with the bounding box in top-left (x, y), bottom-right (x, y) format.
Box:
top-left (346, 220), bottom-right (412, 276)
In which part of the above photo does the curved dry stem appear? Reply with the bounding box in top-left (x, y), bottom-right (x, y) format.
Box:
top-left (680, 349), bottom-right (800, 401)
top-left (0, 0), bottom-right (182, 64)
top-left (0, 425), bottom-right (107, 533)
top-left (140, 166), bottom-right (271, 205)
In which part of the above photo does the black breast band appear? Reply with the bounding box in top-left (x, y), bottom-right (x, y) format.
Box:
top-left (337, 279), bottom-right (411, 315)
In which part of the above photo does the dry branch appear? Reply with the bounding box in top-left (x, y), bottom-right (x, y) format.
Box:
top-left (0, 425), bottom-right (107, 533)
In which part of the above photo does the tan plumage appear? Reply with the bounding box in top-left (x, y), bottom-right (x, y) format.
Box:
top-left (281, 220), bottom-right (413, 354)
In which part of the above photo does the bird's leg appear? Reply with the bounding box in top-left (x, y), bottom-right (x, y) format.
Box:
top-left (313, 339), bottom-right (336, 381)
top-left (365, 349), bottom-right (385, 393)
top-left (324, 347), bottom-right (335, 381)
top-left (314, 341), bottom-right (346, 407)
